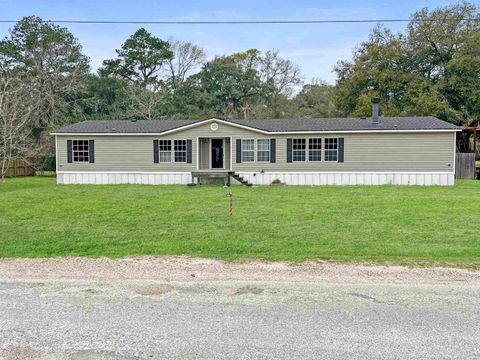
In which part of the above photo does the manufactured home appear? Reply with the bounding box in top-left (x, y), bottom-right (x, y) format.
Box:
top-left (52, 103), bottom-right (459, 186)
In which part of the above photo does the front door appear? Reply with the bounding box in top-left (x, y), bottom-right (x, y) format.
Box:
top-left (211, 139), bottom-right (223, 169)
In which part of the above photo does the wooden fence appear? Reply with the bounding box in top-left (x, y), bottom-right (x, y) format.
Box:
top-left (1, 158), bottom-right (35, 177)
top-left (455, 153), bottom-right (476, 179)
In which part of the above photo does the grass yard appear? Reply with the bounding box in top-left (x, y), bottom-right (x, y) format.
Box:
top-left (0, 177), bottom-right (479, 267)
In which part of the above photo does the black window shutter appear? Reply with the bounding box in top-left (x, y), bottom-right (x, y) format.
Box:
top-left (89, 140), bottom-right (95, 163)
top-left (287, 138), bottom-right (293, 163)
top-left (153, 140), bottom-right (159, 163)
top-left (186, 139), bottom-right (192, 163)
top-left (67, 140), bottom-right (73, 163)
top-left (338, 137), bottom-right (344, 163)
top-left (270, 139), bottom-right (276, 163)
top-left (236, 139), bottom-right (242, 163)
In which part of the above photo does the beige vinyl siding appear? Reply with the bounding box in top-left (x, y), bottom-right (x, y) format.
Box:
top-left (224, 138), bottom-right (231, 169)
top-left (57, 120), bottom-right (455, 173)
top-left (234, 132), bottom-right (454, 172)
top-left (58, 135), bottom-right (196, 172)
top-left (199, 139), bottom-right (209, 170)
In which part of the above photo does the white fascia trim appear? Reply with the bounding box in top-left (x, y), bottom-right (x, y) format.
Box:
top-left (50, 129), bottom-right (461, 136)
top-left (160, 118), bottom-right (269, 135)
top-left (264, 129), bottom-right (461, 135)
top-left (57, 171), bottom-right (192, 174)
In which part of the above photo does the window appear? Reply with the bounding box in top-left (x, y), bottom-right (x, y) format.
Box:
top-left (292, 138), bottom-right (306, 161)
top-left (241, 139), bottom-right (255, 162)
top-left (324, 138), bottom-right (338, 162)
top-left (174, 140), bottom-right (187, 163)
top-left (72, 140), bottom-right (89, 162)
top-left (308, 138), bottom-right (322, 161)
top-left (157, 139), bottom-right (189, 163)
top-left (257, 139), bottom-right (270, 162)
top-left (159, 140), bottom-right (172, 163)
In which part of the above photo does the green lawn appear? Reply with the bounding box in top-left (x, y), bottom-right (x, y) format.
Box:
top-left (1, 177), bottom-right (479, 267)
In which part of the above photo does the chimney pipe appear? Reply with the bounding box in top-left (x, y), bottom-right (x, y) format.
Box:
top-left (372, 98), bottom-right (380, 126)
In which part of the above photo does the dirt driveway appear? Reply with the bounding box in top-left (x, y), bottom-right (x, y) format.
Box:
top-left (1, 256), bottom-right (479, 284)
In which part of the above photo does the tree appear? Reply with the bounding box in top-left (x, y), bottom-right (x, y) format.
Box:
top-left (161, 79), bottom-right (205, 119)
top-left (259, 50), bottom-right (303, 117)
top-left (442, 31), bottom-right (480, 123)
top-left (334, 2), bottom-right (480, 124)
top-left (407, 2), bottom-right (479, 82)
top-left (334, 26), bottom-right (414, 117)
top-left (0, 16), bottom-right (90, 128)
top-left (101, 28), bottom-right (173, 88)
top-left (230, 49), bottom-right (303, 117)
top-left (166, 39), bottom-right (206, 89)
top-left (192, 56), bottom-right (266, 119)
top-left (66, 74), bottom-right (131, 121)
top-left (126, 83), bottom-right (166, 120)
top-left (293, 79), bottom-right (337, 118)
top-left (0, 69), bottom-right (41, 181)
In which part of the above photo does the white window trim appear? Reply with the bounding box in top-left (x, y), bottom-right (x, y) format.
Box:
top-left (291, 137), bottom-right (339, 163)
top-left (72, 139), bottom-right (90, 163)
top-left (240, 138), bottom-right (273, 163)
top-left (174, 139), bottom-right (188, 163)
top-left (256, 139), bottom-right (271, 163)
top-left (241, 139), bottom-right (256, 163)
top-left (324, 137), bottom-right (339, 162)
top-left (158, 139), bottom-right (172, 163)
top-left (158, 139), bottom-right (188, 163)
top-left (292, 138), bottom-right (307, 163)
top-left (308, 138), bottom-right (322, 162)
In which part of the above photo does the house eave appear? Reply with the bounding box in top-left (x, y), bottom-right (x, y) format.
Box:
top-left (51, 128), bottom-right (461, 136)
top-left (50, 117), bottom-right (460, 136)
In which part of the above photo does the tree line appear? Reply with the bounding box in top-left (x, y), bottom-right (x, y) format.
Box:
top-left (1, 1), bottom-right (479, 178)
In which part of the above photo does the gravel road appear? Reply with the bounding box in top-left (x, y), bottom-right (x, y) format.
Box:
top-left (0, 257), bottom-right (479, 359)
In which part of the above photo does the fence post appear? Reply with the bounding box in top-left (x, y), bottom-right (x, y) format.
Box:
top-left (226, 192), bottom-right (233, 216)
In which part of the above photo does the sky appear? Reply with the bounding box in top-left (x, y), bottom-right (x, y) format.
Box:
top-left (0, 0), bottom-right (467, 83)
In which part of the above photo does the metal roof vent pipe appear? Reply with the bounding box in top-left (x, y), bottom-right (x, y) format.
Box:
top-left (372, 98), bottom-right (380, 127)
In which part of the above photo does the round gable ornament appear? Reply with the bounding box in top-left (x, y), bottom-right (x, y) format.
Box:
top-left (210, 122), bottom-right (219, 131)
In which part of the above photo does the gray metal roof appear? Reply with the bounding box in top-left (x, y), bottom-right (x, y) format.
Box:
top-left (53, 116), bottom-right (459, 134)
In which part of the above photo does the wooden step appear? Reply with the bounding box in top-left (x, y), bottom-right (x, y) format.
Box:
top-left (230, 173), bottom-right (253, 186)
top-left (191, 171), bottom-right (253, 186)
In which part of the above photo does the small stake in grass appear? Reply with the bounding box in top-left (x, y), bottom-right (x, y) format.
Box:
top-left (226, 191), bottom-right (233, 216)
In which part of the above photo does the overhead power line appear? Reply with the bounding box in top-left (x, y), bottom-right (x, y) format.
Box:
top-left (0, 18), bottom-right (478, 25)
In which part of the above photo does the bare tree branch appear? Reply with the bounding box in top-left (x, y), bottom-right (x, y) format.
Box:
top-left (0, 69), bottom-right (41, 181)
top-left (166, 39), bottom-right (206, 88)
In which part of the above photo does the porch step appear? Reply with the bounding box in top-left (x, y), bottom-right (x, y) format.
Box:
top-left (191, 171), bottom-right (253, 186)
top-left (191, 171), bottom-right (230, 186)
top-left (228, 172), bottom-right (253, 186)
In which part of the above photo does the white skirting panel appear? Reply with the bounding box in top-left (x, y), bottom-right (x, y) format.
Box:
top-left (57, 171), bottom-right (454, 186)
top-left (57, 172), bottom-right (192, 185)
top-left (235, 172), bottom-right (455, 186)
